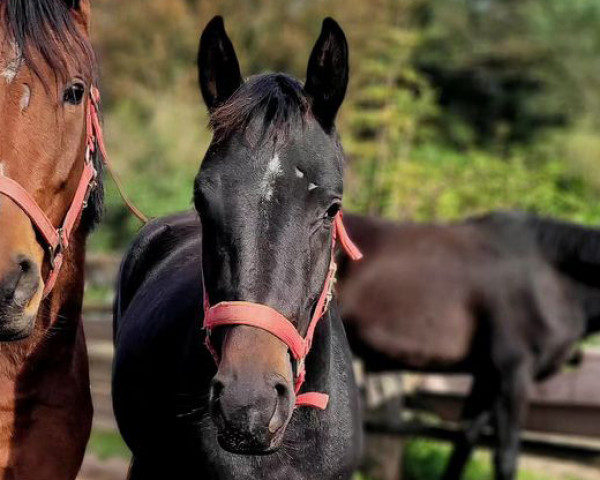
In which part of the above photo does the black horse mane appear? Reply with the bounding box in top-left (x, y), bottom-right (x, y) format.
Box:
top-left (210, 73), bottom-right (310, 144)
top-left (1, 0), bottom-right (103, 232)
top-left (474, 211), bottom-right (600, 286)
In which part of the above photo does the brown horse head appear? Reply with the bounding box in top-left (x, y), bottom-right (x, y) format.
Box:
top-left (0, 0), bottom-right (100, 340)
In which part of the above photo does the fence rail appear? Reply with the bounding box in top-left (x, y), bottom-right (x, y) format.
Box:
top-left (83, 302), bottom-right (600, 465)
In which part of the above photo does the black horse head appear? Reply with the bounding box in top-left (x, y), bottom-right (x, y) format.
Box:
top-left (195, 16), bottom-right (349, 454)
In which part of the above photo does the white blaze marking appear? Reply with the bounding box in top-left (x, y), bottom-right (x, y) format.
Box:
top-left (1, 42), bottom-right (22, 84)
top-left (260, 154), bottom-right (282, 201)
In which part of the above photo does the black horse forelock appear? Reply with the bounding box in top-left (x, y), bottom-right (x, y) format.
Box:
top-left (210, 73), bottom-right (310, 145)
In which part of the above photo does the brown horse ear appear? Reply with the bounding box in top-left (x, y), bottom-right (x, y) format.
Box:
top-left (304, 18), bottom-right (349, 131)
top-left (65, 0), bottom-right (91, 31)
top-left (198, 16), bottom-right (243, 112)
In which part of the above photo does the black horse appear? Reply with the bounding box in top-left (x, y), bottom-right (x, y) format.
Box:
top-left (338, 211), bottom-right (598, 480)
top-left (112, 17), bottom-right (362, 479)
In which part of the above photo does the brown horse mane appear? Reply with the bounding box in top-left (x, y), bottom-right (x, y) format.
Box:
top-left (1, 0), bottom-right (103, 231)
top-left (1, 0), bottom-right (96, 82)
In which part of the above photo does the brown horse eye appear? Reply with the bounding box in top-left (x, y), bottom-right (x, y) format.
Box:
top-left (62, 83), bottom-right (85, 105)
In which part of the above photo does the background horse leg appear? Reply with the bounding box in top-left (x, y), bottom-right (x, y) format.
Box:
top-left (492, 363), bottom-right (530, 480)
top-left (442, 372), bottom-right (497, 480)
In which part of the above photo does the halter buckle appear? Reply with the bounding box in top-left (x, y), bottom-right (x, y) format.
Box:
top-left (293, 357), bottom-right (305, 378)
top-left (323, 261), bottom-right (338, 313)
top-left (48, 229), bottom-right (65, 270)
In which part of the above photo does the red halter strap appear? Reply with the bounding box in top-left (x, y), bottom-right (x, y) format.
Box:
top-left (0, 85), bottom-right (149, 298)
top-left (203, 212), bottom-right (362, 410)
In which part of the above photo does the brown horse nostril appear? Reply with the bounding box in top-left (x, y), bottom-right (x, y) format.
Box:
top-left (0, 257), bottom-right (40, 308)
top-left (18, 258), bottom-right (33, 274)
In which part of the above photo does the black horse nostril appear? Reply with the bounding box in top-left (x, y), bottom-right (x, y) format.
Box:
top-left (274, 382), bottom-right (288, 399)
top-left (209, 377), bottom-right (226, 426)
top-left (268, 379), bottom-right (292, 434)
top-left (210, 378), bottom-right (225, 402)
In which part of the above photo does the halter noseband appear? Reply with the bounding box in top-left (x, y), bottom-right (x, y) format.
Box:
top-left (203, 213), bottom-right (362, 410)
top-left (0, 87), bottom-right (146, 298)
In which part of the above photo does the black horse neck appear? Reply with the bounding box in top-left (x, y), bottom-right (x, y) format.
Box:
top-left (301, 306), bottom-right (335, 397)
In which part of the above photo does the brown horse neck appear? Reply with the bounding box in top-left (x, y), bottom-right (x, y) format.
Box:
top-left (0, 230), bottom-right (92, 479)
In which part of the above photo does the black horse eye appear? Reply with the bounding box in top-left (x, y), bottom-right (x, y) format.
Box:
top-left (325, 202), bottom-right (341, 219)
top-left (63, 83), bottom-right (85, 105)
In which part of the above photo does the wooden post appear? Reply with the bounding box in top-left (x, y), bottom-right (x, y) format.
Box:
top-left (361, 371), bottom-right (405, 480)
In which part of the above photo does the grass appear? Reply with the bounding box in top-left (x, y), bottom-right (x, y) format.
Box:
top-left (356, 439), bottom-right (574, 480)
top-left (582, 334), bottom-right (600, 348)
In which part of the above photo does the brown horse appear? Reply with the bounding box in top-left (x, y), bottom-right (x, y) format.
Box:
top-left (338, 212), bottom-right (595, 480)
top-left (0, 1), bottom-right (103, 478)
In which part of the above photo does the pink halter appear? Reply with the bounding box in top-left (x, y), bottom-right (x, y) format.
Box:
top-left (203, 212), bottom-right (362, 410)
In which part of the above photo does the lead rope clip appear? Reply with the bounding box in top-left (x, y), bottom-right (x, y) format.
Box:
top-left (323, 261), bottom-right (338, 314)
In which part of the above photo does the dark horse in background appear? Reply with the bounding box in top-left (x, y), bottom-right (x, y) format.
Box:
top-left (0, 1), bottom-right (104, 478)
top-left (113, 17), bottom-right (362, 479)
top-left (338, 211), bottom-right (598, 480)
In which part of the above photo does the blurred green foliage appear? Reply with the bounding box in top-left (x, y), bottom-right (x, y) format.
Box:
top-left (87, 429), bottom-right (130, 461)
top-left (89, 0), bottom-right (600, 251)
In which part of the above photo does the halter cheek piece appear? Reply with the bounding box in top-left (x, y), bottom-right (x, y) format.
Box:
top-left (0, 86), bottom-right (147, 298)
top-left (203, 213), bottom-right (363, 410)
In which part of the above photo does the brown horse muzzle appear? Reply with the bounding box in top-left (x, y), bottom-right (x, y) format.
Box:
top-left (0, 199), bottom-right (44, 340)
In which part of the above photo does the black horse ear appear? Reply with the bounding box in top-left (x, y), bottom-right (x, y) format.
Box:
top-left (304, 18), bottom-right (349, 130)
top-left (63, 0), bottom-right (82, 10)
top-left (198, 16), bottom-right (243, 112)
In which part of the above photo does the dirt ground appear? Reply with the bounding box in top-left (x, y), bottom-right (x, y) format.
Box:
top-left (77, 455), bottom-right (129, 480)
top-left (520, 455), bottom-right (600, 480)
top-left (76, 454), bottom-right (599, 480)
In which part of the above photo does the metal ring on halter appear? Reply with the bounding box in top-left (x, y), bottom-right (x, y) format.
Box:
top-left (293, 357), bottom-right (305, 379)
top-left (84, 144), bottom-right (93, 164)
top-left (82, 172), bottom-right (98, 209)
top-left (48, 229), bottom-right (65, 270)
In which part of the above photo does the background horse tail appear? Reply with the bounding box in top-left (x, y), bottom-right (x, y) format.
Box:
top-left (473, 211), bottom-right (600, 336)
